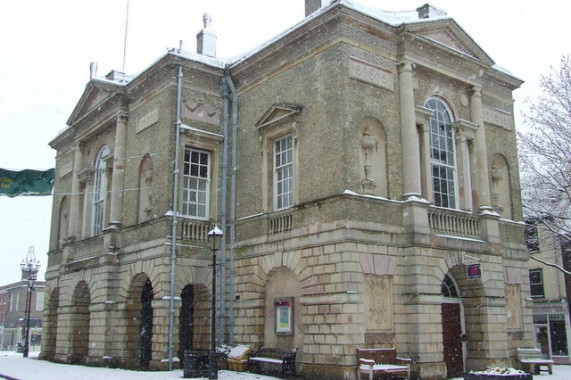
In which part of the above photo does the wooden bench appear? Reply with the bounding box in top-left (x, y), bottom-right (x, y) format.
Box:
top-left (517, 347), bottom-right (554, 375)
top-left (248, 346), bottom-right (298, 377)
top-left (356, 347), bottom-right (411, 380)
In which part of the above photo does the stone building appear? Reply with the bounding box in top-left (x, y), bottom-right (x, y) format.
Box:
top-left (41, 1), bottom-right (534, 378)
top-left (525, 220), bottom-right (571, 364)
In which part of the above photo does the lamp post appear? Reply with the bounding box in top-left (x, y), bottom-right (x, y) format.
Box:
top-left (20, 246), bottom-right (40, 358)
top-left (207, 225), bottom-right (223, 380)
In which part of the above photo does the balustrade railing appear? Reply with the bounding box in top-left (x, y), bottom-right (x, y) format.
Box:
top-left (428, 208), bottom-right (480, 238)
top-left (181, 220), bottom-right (209, 241)
top-left (269, 211), bottom-right (293, 234)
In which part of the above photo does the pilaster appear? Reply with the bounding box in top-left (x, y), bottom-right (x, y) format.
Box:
top-left (398, 60), bottom-right (422, 199)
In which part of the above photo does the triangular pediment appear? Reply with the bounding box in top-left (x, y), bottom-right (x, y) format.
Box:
top-left (67, 80), bottom-right (123, 126)
top-left (405, 19), bottom-right (494, 66)
top-left (256, 103), bottom-right (302, 129)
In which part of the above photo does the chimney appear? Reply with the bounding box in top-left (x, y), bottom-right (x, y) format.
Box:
top-left (416, 3), bottom-right (447, 19)
top-left (196, 13), bottom-right (217, 57)
top-left (89, 62), bottom-right (98, 79)
top-left (305, 0), bottom-right (331, 17)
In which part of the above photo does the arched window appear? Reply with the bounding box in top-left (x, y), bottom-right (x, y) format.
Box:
top-left (441, 274), bottom-right (459, 298)
top-left (426, 98), bottom-right (457, 209)
top-left (93, 146), bottom-right (109, 235)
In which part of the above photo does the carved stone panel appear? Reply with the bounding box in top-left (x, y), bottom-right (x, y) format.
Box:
top-left (364, 275), bottom-right (394, 331)
top-left (349, 57), bottom-right (394, 91)
top-left (505, 284), bottom-right (522, 331)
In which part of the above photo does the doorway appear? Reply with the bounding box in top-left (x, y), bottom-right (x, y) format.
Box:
top-left (179, 285), bottom-right (195, 364)
top-left (441, 274), bottom-right (465, 377)
top-left (139, 278), bottom-right (153, 369)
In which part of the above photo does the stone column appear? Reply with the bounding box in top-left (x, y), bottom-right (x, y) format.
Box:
top-left (398, 60), bottom-right (422, 199)
top-left (416, 105), bottom-right (434, 202)
top-left (470, 86), bottom-right (491, 210)
top-left (109, 113), bottom-right (128, 228)
top-left (454, 124), bottom-right (473, 211)
top-left (68, 143), bottom-right (83, 239)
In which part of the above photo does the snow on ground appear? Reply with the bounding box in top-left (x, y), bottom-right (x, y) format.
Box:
top-left (0, 351), bottom-right (280, 380)
top-left (1, 351), bottom-right (571, 380)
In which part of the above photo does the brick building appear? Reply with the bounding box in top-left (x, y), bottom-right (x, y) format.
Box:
top-left (0, 279), bottom-right (45, 352)
top-left (41, 1), bottom-right (534, 378)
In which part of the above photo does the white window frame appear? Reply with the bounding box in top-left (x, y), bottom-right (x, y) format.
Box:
top-left (426, 98), bottom-right (458, 209)
top-left (92, 146), bottom-right (109, 236)
top-left (182, 148), bottom-right (210, 220)
top-left (274, 134), bottom-right (294, 210)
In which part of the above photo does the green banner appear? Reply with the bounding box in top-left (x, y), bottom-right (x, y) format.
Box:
top-left (0, 168), bottom-right (55, 197)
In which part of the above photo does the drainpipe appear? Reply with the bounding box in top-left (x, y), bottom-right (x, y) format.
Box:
top-left (224, 66), bottom-right (238, 345)
top-left (168, 64), bottom-right (183, 370)
top-left (219, 74), bottom-right (230, 344)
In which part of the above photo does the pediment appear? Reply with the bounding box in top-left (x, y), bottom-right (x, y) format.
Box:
top-left (256, 103), bottom-right (302, 129)
top-left (67, 80), bottom-right (123, 126)
top-left (406, 19), bottom-right (494, 66)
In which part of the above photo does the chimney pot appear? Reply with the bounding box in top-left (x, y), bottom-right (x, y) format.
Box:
top-left (89, 62), bottom-right (98, 79)
top-left (416, 3), bottom-right (447, 19)
top-left (196, 13), bottom-right (217, 57)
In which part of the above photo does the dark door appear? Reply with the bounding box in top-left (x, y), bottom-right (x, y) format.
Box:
top-left (179, 285), bottom-right (195, 364)
top-left (442, 302), bottom-right (463, 377)
top-left (140, 279), bottom-right (154, 369)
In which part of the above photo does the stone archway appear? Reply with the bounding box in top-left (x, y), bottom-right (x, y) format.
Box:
top-left (125, 274), bottom-right (154, 369)
top-left (41, 287), bottom-right (60, 360)
top-left (441, 273), bottom-right (465, 378)
top-left (139, 278), bottom-right (153, 369)
top-left (264, 267), bottom-right (303, 350)
top-left (178, 283), bottom-right (211, 364)
top-left (70, 281), bottom-right (90, 364)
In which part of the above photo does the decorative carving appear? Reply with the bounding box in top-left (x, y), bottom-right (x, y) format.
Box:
top-left (361, 128), bottom-right (377, 194)
top-left (364, 276), bottom-right (393, 331)
top-left (350, 57), bottom-right (394, 91)
top-left (136, 108), bottom-right (159, 133)
top-left (483, 106), bottom-right (512, 130)
top-left (182, 99), bottom-right (219, 124)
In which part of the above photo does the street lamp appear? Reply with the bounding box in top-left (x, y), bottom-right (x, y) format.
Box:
top-left (20, 246), bottom-right (40, 358)
top-left (207, 225), bottom-right (223, 380)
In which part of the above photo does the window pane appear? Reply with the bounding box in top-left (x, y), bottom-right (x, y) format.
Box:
top-left (426, 99), bottom-right (456, 209)
top-left (182, 148), bottom-right (210, 218)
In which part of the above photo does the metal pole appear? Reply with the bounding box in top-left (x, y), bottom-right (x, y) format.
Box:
top-left (209, 244), bottom-right (218, 379)
top-left (22, 279), bottom-right (32, 357)
top-left (168, 64), bottom-right (183, 370)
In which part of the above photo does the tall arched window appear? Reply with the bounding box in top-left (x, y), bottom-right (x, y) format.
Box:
top-left (93, 146), bottom-right (109, 235)
top-left (426, 98), bottom-right (457, 209)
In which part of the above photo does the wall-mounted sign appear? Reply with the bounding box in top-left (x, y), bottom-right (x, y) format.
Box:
top-left (467, 263), bottom-right (482, 279)
top-left (275, 298), bottom-right (293, 334)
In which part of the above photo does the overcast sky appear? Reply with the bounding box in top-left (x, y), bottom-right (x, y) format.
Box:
top-left (0, 0), bottom-right (569, 284)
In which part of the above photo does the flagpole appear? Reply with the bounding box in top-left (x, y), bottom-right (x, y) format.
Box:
top-left (122, 0), bottom-right (130, 73)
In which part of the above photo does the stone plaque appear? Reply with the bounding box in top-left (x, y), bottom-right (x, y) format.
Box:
top-left (364, 275), bottom-right (394, 331)
top-left (136, 108), bottom-right (159, 133)
top-left (483, 106), bottom-right (512, 130)
top-left (505, 284), bottom-right (522, 330)
top-left (350, 57), bottom-right (394, 91)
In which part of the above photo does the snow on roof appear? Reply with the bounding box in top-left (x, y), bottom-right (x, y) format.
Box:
top-left (93, 1), bottom-right (452, 86)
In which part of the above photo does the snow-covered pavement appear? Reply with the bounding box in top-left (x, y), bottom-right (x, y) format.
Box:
top-left (1, 351), bottom-right (571, 380)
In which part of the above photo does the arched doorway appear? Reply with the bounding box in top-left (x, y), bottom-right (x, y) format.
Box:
top-left (42, 288), bottom-right (60, 359)
top-left (70, 281), bottom-right (90, 363)
top-left (179, 285), bottom-right (195, 364)
top-left (125, 274), bottom-right (154, 369)
top-left (139, 278), bottom-right (154, 369)
top-left (441, 273), bottom-right (465, 378)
